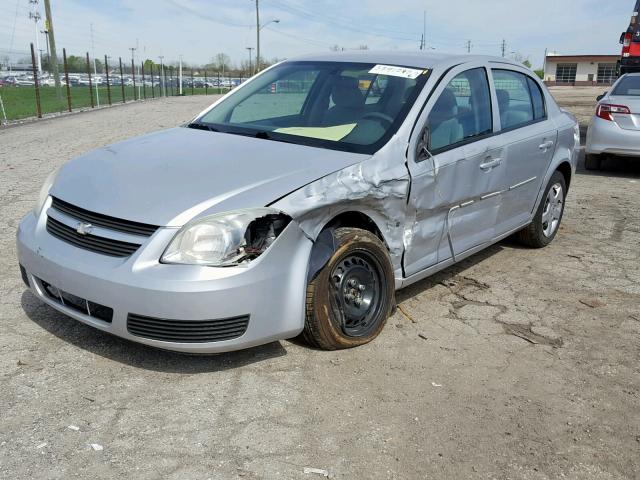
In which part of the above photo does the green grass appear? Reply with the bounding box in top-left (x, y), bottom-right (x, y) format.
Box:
top-left (0, 86), bottom-right (226, 122)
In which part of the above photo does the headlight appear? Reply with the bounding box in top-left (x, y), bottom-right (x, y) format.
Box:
top-left (161, 208), bottom-right (291, 266)
top-left (33, 167), bottom-right (60, 217)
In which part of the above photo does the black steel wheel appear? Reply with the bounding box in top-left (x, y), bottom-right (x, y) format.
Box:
top-left (303, 227), bottom-right (394, 350)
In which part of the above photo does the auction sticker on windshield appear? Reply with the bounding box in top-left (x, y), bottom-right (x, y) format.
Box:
top-left (368, 64), bottom-right (425, 79)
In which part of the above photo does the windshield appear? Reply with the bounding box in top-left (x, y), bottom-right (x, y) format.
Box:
top-left (195, 61), bottom-right (429, 154)
top-left (613, 76), bottom-right (640, 96)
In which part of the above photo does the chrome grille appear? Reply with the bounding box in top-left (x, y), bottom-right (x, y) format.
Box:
top-left (51, 197), bottom-right (159, 236)
top-left (46, 216), bottom-right (141, 257)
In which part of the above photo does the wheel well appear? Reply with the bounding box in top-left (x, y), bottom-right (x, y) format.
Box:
top-left (556, 162), bottom-right (572, 190)
top-left (323, 211), bottom-right (387, 248)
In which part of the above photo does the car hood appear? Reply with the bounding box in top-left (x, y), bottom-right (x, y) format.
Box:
top-left (50, 127), bottom-right (367, 227)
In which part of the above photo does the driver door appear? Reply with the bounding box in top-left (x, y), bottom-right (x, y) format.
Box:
top-left (403, 64), bottom-right (506, 277)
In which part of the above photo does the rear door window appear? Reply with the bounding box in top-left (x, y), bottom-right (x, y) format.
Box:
top-left (492, 69), bottom-right (542, 130)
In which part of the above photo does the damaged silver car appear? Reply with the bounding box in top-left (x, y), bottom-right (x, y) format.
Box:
top-left (17, 52), bottom-right (579, 352)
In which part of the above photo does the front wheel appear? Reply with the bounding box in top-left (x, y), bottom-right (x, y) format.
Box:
top-left (516, 171), bottom-right (566, 248)
top-left (303, 227), bottom-right (394, 350)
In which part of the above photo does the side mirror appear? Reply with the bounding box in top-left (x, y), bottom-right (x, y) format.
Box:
top-left (620, 32), bottom-right (626, 44)
top-left (596, 92), bottom-right (607, 102)
top-left (416, 126), bottom-right (431, 162)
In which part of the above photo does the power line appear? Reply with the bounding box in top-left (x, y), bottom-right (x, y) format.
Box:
top-left (263, 26), bottom-right (333, 48)
top-left (270, 0), bottom-right (420, 43)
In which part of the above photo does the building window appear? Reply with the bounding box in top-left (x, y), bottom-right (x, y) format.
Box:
top-left (597, 63), bottom-right (617, 84)
top-left (555, 64), bottom-right (577, 83)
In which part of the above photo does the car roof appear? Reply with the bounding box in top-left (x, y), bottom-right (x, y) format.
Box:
top-left (288, 50), bottom-right (523, 70)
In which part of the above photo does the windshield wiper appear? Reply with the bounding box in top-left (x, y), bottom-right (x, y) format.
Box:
top-left (253, 130), bottom-right (293, 144)
top-left (187, 122), bottom-right (219, 132)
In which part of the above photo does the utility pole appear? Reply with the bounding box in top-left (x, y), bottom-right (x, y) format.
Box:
top-left (501, 39), bottom-right (507, 58)
top-left (255, 0), bottom-right (260, 72)
top-left (422, 10), bottom-right (426, 50)
top-left (542, 47), bottom-right (548, 79)
top-left (466, 40), bottom-right (472, 53)
top-left (246, 47), bottom-right (254, 76)
top-left (91, 23), bottom-right (100, 107)
top-left (29, 0), bottom-right (42, 75)
top-left (43, 0), bottom-right (61, 97)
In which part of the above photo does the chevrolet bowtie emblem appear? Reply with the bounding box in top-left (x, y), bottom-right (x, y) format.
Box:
top-left (75, 222), bottom-right (93, 235)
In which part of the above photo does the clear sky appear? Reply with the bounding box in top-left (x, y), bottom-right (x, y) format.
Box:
top-left (0, 0), bottom-right (635, 68)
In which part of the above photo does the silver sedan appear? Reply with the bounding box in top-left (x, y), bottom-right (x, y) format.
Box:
top-left (586, 73), bottom-right (640, 169)
top-left (17, 52), bottom-right (579, 353)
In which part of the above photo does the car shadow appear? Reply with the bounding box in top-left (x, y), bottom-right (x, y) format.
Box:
top-left (576, 154), bottom-right (640, 179)
top-left (20, 290), bottom-right (288, 373)
top-left (575, 127), bottom-right (640, 179)
top-left (396, 241), bottom-right (508, 304)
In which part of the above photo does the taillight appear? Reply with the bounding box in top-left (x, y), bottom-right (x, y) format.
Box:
top-left (596, 103), bottom-right (631, 121)
top-left (622, 33), bottom-right (632, 56)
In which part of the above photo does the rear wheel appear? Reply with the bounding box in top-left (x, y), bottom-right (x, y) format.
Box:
top-left (516, 171), bottom-right (566, 248)
top-left (585, 154), bottom-right (602, 171)
top-left (303, 227), bottom-right (394, 350)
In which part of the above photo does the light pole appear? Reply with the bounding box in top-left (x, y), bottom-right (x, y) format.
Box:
top-left (29, 0), bottom-right (42, 75)
top-left (246, 47), bottom-right (254, 76)
top-left (257, 19), bottom-right (280, 72)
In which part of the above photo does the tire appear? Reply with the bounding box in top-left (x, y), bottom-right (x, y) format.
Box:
top-left (585, 154), bottom-right (602, 171)
top-left (516, 171), bottom-right (567, 248)
top-left (303, 227), bottom-right (395, 350)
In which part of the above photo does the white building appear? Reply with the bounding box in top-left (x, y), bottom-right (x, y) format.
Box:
top-left (543, 55), bottom-right (619, 86)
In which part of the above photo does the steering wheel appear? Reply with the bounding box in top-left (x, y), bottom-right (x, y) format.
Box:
top-left (361, 112), bottom-right (394, 128)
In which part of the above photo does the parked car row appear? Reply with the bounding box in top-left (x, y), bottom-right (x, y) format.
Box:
top-left (1, 72), bottom-right (243, 89)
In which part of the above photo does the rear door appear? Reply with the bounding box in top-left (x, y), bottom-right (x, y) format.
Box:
top-left (404, 64), bottom-right (505, 276)
top-left (492, 68), bottom-right (557, 235)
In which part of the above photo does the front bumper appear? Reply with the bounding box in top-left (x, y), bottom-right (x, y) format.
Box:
top-left (17, 210), bottom-right (313, 353)
top-left (620, 57), bottom-right (640, 74)
top-left (586, 116), bottom-right (640, 157)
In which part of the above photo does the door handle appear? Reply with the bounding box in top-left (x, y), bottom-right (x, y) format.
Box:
top-left (479, 158), bottom-right (501, 170)
top-left (539, 140), bottom-right (554, 150)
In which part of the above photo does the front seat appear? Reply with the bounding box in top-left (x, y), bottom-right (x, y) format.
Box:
top-left (323, 77), bottom-right (365, 126)
top-left (429, 88), bottom-right (464, 150)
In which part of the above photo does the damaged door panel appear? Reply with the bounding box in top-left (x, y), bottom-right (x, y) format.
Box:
top-left (403, 65), bottom-right (504, 277)
top-left (271, 135), bottom-right (412, 282)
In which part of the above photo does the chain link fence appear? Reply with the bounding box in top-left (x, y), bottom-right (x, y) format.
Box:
top-left (0, 44), bottom-right (246, 124)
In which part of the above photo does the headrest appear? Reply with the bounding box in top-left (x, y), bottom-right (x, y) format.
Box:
top-left (496, 89), bottom-right (510, 110)
top-left (331, 76), bottom-right (365, 109)
top-left (430, 88), bottom-right (458, 122)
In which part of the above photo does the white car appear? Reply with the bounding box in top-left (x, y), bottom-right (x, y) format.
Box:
top-left (586, 73), bottom-right (640, 169)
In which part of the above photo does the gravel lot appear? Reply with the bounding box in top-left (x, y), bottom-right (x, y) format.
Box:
top-left (1, 91), bottom-right (639, 480)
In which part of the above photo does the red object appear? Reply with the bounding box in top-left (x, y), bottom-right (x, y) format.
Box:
top-left (622, 33), bottom-right (633, 57)
top-left (596, 103), bottom-right (632, 121)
